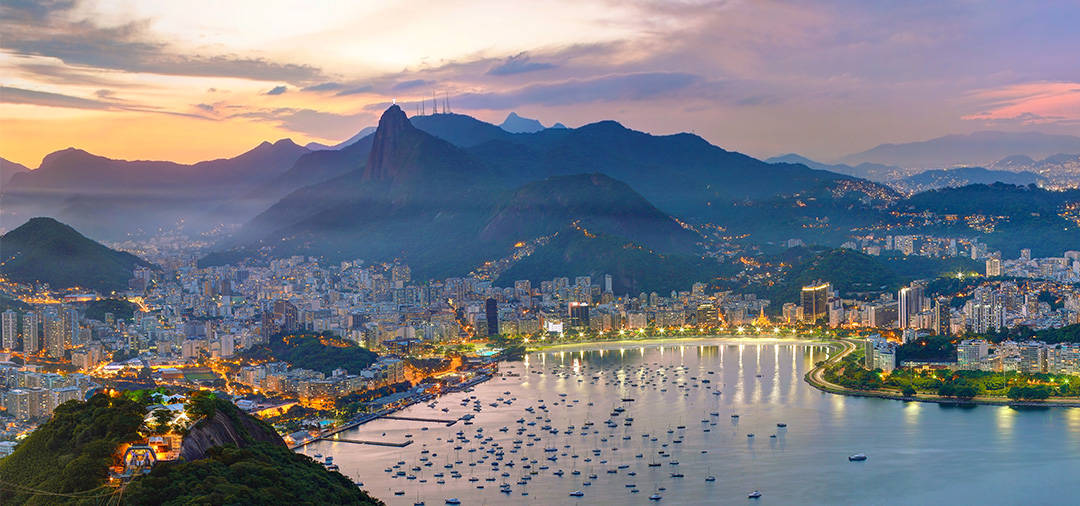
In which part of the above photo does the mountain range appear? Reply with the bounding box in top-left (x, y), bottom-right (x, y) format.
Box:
top-left (202, 105), bottom-right (901, 290)
top-left (838, 131), bottom-right (1080, 168)
top-left (0, 217), bottom-right (154, 292)
top-left (0, 139), bottom-right (311, 238)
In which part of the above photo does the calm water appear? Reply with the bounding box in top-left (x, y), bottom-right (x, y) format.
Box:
top-left (306, 338), bottom-right (1080, 505)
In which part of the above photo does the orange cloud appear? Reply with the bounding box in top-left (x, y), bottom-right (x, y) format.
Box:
top-left (963, 81), bottom-right (1080, 125)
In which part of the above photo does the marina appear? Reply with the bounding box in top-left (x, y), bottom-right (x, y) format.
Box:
top-left (303, 338), bottom-right (1080, 504)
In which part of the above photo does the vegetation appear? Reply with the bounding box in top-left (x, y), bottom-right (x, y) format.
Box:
top-left (123, 443), bottom-right (382, 505)
top-left (85, 298), bottom-right (139, 322)
top-left (125, 391), bottom-right (380, 505)
top-left (0, 393), bottom-right (144, 505)
top-left (498, 226), bottom-right (727, 295)
top-left (243, 332), bottom-right (378, 376)
top-left (896, 336), bottom-right (957, 363)
top-left (0, 217), bottom-right (155, 292)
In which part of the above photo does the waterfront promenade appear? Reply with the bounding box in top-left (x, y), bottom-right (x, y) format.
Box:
top-left (804, 338), bottom-right (1080, 408)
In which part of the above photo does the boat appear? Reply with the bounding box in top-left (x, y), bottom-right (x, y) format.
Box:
top-left (649, 493), bottom-right (662, 501)
top-left (748, 490), bottom-right (762, 499)
top-left (777, 423), bottom-right (787, 427)
top-left (705, 476), bottom-right (716, 482)
top-left (445, 499), bottom-right (461, 505)
top-left (569, 490), bottom-right (585, 497)
top-left (848, 454), bottom-right (868, 462)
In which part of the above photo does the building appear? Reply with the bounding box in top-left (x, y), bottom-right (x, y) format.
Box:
top-left (800, 282), bottom-right (830, 323)
top-left (22, 312), bottom-right (39, 354)
top-left (1018, 342), bottom-right (1047, 374)
top-left (1, 310), bottom-right (17, 350)
top-left (898, 284), bottom-right (924, 329)
top-left (986, 258), bottom-right (1002, 277)
top-left (484, 298), bottom-right (499, 336)
top-left (569, 302), bottom-right (590, 329)
top-left (956, 339), bottom-right (989, 370)
top-left (864, 336), bottom-right (897, 373)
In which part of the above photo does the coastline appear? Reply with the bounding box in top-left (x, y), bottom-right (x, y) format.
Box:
top-left (528, 334), bottom-right (833, 353)
top-left (804, 338), bottom-right (1080, 409)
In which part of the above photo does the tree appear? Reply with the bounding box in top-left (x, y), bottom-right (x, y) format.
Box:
top-left (152, 409), bottom-right (173, 433)
top-left (902, 385), bottom-right (917, 397)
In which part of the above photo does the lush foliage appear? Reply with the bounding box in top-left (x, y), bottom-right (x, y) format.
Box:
top-left (85, 298), bottom-right (138, 322)
top-left (896, 336), bottom-right (957, 363)
top-left (122, 442), bottom-right (381, 505)
top-left (243, 332), bottom-right (377, 375)
top-left (0, 394), bottom-right (145, 505)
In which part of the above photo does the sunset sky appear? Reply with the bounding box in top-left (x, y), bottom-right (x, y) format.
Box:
top-left (2, 0), bottom-right (1078, 168)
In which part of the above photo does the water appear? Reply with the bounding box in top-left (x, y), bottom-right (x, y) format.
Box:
top-left (306, 338), bottom-right (1080, 505)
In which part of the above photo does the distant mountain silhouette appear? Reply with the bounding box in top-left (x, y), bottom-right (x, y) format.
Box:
top-left (304, 126), bottom-right (375, 150)
top-left (893, 166), bottom-right (1040, 192)
top-left (765, 153), bottom-right (905, 181)
top-left (839, 131), bottom-right (1080, 168)
top-left (0, 217), bottom-right (154, 292)
top-left (2, 140), bottom-right (309, 238)
top-left (499, 112), bottom-right (545, 133)
top-left (0, 157), bottom-right (29, 185)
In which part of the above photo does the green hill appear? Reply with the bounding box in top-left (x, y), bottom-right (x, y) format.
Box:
top-left (243, 332), bottom-right (379, 375)
top-left (0, 217), bottom-right (154, 292)
top-left (497, 226), bottom-right (726, 295)
top-left (0, 393), bottom-right (145, 505)
top-left (0, 392), bottom-right (380, 505)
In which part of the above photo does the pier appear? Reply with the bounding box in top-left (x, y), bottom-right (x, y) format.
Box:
top-left (327, 438), bottom-right (413, 447)
top-left (381, 415), bottom-right (458, 426)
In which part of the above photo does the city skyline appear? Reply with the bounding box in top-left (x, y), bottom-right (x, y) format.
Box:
top-left (3, 0), bottom-right (1080, 167)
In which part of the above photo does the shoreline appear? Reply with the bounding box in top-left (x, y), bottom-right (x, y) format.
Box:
top-left (804, 339), bottom-right (1080, 409)
top-left (529, 334), bottom-right (833, 353)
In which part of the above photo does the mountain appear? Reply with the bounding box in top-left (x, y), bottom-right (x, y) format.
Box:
top-left (305, 126), bottom-right (376, 150)
top-left (765, 153), bottom-right (907, 181)
top-left (892, 166), bottom-right (1040, 193)
top-left (0, 217), bottom-right (154, 292)
top-left (499, 112), bottom-right (546, 133)
top-left (479, 173), bottom-right (700, 255)
top-left (208, 107), bottom-right (716, 290)
top-left (496, 225), bottom-right (724, 295)
top-left (550, 122), bottom-right (568, 129)
top-left (989, 152), bottom-right (1080, 188)
top-left (0, 156), bottom-right (29, 185)
top-left (899, 183), bottom-right (1080, 257)
top-left (1, 140), bottom-right (310, 238)
top-left (840, 131), bottom-right (1080, 168)
top-left (212, 107), bottom-right (905, 279)
top-left (410, 112), bottom-right (515, 147)
top-left (0, 392), bottom-right (379, 505)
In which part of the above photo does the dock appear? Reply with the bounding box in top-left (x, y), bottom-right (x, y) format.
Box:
top-left (381, 415), bottom-right (458, 426)
top-left (327, 438), bottom-right (413, 447)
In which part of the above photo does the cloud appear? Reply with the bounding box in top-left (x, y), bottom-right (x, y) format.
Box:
top-left (230, 107), bottom-right (372, 139)
top-left (336, 85), bottom-right (374, 96)
top-left (450, 72), bottom-right (701, 109)
top-left (962, 81), bottom-right (1080, 126)
top-left (303, 82), bottom-right (344, 92)
top-left (0, 85), bottom-right (113, 109)
top-left (392, 79), bottom-right (434, 91)
top-left (487, 52), bottom-right (556, 76)
top-left (0, 1), bottom-right (322, 83)
top-left (195, 103), bottom-right (215, 112)
top-left (265, 85), bottom-right (287, 95)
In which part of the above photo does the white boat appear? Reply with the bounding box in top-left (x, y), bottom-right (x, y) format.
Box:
top-left (569, 490), bottom-right (585, 497)
top-left (649, 493), bottom-right (662, 501)
top-left (849, 453), bottom-right (868, 461)
top-left (748, 490), bottom-right (762, 499)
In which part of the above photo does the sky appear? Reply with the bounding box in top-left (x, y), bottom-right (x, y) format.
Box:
top-left (2, 0), bottom-right (1079, 168)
